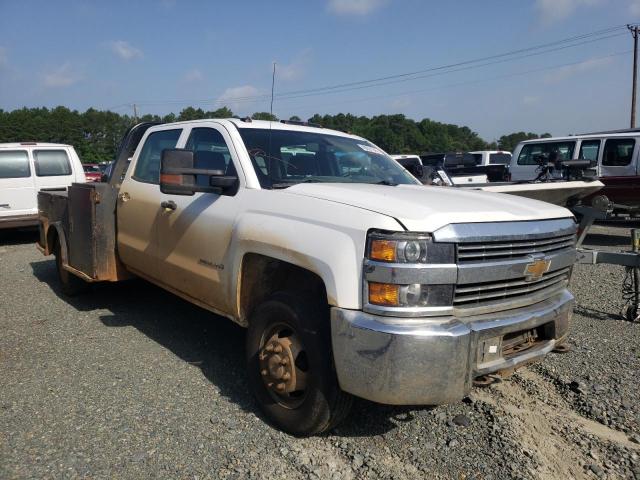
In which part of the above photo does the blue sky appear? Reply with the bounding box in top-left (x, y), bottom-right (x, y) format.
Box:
top-left (1, 0), bottom-right (640, 141)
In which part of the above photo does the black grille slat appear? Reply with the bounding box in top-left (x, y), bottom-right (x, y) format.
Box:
top-left (457, 233), bottom-right (576, 263)
top-left (454, 268), bottom-right (570, 305)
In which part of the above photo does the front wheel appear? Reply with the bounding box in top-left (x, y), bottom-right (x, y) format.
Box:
top-left (246, 292), bottom-right (352, 436)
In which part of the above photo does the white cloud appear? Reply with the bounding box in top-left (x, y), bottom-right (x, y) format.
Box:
top-left (216, 85), bottom-right (262, 112)
top-left (630, 0), bottom-right (640, 15)
top-left (544, 56), bottom-right (612, 83)
top-left (43, 63), bottom-right (82, 88)
top-left (183, 68), bottom-right (204, 82)
top-left (109, 40), bottom-right (143, 61)
top-left (535, 0), bottom-right (601, 24)
top-left (327, 0), bottom-right (389, 16)
top-left (277, 50), bottom-right (311, 82)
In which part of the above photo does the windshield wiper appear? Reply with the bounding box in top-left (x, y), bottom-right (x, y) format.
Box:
top-left (372, 180), bottom-right (398, 186)
top-left (269, 178), bottom-right (322, 189)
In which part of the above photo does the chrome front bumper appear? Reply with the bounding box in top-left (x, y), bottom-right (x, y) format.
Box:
top-left (330, 289), bottom-right (573, 405)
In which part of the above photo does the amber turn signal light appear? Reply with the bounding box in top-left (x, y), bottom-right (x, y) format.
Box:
top-left (370, 239), bottom-right (397, 262)
top-left (368, 282), bottom-right (399, 306)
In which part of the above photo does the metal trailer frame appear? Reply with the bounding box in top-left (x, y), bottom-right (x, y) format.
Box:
top-left (573, 200), bottom-right (640, 321)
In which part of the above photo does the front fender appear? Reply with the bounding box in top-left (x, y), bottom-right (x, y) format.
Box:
top-left (229, 212), bottom-right (363, 311)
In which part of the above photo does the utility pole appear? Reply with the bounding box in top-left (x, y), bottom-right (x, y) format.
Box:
top-left (132, 103), bottom-right (138, 122)
top-left (629, 24), bottom-right (639, 128)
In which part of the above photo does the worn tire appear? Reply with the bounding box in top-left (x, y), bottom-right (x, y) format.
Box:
top-left (246, 292), bottom-right (352, 436)
top-left (54, 238), bottom-right (89, 296)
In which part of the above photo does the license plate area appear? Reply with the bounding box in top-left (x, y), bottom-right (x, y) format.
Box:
top-left (477, 322), bottom-right (553, 365)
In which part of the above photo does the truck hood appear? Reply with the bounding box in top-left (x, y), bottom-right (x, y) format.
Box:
top-left (283, 183), bottom-right (573, 232)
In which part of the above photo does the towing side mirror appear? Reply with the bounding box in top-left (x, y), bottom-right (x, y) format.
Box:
top-left (160, 149), bottom-right (239, 196)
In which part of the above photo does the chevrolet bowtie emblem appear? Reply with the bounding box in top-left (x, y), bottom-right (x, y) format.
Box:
top-left (524, 258), bottom-right (551, 281)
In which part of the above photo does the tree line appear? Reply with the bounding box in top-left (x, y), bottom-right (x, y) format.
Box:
top-left (0, 106), bottom-right (550, 164)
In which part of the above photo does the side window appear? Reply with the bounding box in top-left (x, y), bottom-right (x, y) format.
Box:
top-left (517, 142), bottom-right (575, 165)
top-left (578, 140), bottom-right (600, 163)
top-left (489, 153), bottom-right (511, 165)
top-left (133, 129), bottom-right (182, 184)
top-left (602, 138), bottom-right (635, 166)
top-left (0, 150), bottom-right (30, 178)
top-left (185, 127), bottom-right (237, 186)
top-left (34, 150), bottom-right (71, 176)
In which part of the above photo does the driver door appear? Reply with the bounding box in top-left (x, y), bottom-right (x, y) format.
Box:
top-left (155, 124), bottom-right (242, 314)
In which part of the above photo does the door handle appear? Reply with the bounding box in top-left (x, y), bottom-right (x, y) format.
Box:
top-left (161, 200), bottom-right (177, 211)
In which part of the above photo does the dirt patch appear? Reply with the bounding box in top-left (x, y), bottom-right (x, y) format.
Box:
top-left (474, 368), bottom-right (638, 479)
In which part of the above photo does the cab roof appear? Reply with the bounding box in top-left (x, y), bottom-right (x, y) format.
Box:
top-left (0, 142), bottom-right (72, 148)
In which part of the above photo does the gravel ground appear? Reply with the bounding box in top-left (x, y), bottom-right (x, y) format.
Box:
top-left (1, 225), bottom-right (640, 479)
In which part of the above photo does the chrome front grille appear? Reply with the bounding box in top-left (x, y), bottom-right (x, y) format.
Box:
top-left (454, 267), bottom-right (571, 307)
top-left (456, 233), bottom-right (575, 263)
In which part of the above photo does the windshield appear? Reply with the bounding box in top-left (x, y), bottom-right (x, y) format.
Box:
top-left (237, 128), bottom-right (419, 188)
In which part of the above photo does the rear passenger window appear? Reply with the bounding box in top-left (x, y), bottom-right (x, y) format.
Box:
top-left (34, 150), bottom-right (71, 176)
top-left (602, 138), bottom-right (635, 166)
top-left (133, 129), bottom-right (182, 184)
top-left (489, 153), bottom-right (511, 164)
top-left (579, 140), bottom-right (600, 162)
top-left (0, 150), bottom-right (30, 178)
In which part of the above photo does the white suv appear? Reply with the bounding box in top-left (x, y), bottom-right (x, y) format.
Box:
top-left (0, 143), bottom-right (86, 229)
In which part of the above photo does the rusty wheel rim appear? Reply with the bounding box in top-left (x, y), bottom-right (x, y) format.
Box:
top-left (258, 323), bottom-right (309, 409)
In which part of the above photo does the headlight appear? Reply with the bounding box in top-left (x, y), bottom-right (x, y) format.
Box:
top-left (364, 230), bottom-right (455, 316)
top-left (368, 232), bottom-right (432, 263)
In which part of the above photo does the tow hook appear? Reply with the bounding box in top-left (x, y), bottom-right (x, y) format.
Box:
top-left (473, 374), bottom-right (502, 387)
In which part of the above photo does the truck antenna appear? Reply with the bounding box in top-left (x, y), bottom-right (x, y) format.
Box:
top-left (270, 62), bottom-right (276, 119)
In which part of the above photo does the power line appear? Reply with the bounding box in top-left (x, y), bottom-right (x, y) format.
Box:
top-left (125, 24), bottom-right (629, 109)
top-left (280, 50), bottom-right (631, 112)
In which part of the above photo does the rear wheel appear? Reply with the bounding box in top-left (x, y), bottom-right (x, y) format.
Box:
top-left (54, 238), bottom-right (89, 296)
top-left (246, 292), bottom-right (352, 436)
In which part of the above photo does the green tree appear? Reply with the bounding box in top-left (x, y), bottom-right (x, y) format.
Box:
top-left (497, 132), bottom-right (552, 152)
top-left (251, 112), bottom-right (278, 121)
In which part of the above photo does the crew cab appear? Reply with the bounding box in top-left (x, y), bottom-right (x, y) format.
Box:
top-left (0, 142), bottom-right (85, 229)
top-left (37, 119), bottom-right (577, 435)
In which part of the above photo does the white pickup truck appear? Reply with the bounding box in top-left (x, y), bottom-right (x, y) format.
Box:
top-left (37, 119), bottom-right (577, 436)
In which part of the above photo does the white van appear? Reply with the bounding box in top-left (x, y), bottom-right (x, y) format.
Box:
top-left (0, 143), bottom-right (86, 229)
top-left (509, 130), bottom-right (640, 207)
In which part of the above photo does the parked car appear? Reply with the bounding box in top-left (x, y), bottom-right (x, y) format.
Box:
top-left (0, 142), bottom-right (85, 229)
top-left (509, 129), bottom-right (640, 207)
top-left (38, 119), bottom-right (576, 435)
top-left (82, 163), bottom-right (103, 182)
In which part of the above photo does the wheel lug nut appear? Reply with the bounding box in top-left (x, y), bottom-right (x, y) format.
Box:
top-left (281, 358), bottom-right (288, 366)
top-left (276, 383), bottom-right (285, 391)
top-left (274, 345), bottom-right (283, 353)
top-left (282, 372), bottom-right (290, 381)
top-left (266, 344), bottom-right (274, 352)
top-left (261, 369), bottom-right (268, 376)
